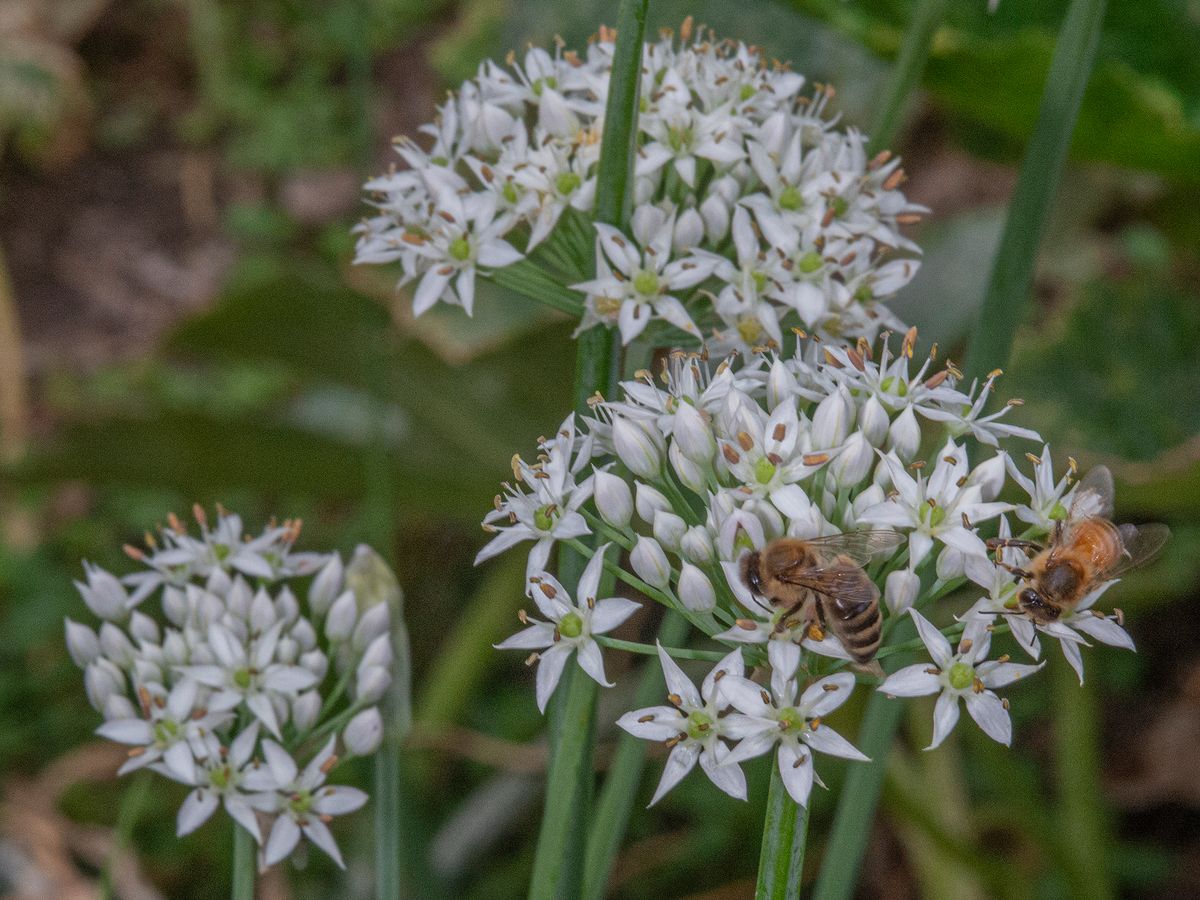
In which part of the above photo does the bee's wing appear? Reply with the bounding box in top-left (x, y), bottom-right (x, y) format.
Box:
top-left (778, 563), bottom-right (879, 621)
top-left (1069, 466), bottom-right (1115, 521)
top-left (1105, 522), bottom-right (1171, 578)
top-left (796, 530), bottom-right (905, 567)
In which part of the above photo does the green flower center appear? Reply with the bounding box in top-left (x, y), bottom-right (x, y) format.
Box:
top-left (879, 376), bottom-right (908, 397)
top-left (448, 237), bottom-right (472, 262)
top-left (533, 504), bottom-right (556, 532)
top-left (154, 719), bottom-right (179, 745)
top-left (213, 543), bottom-right (230, 562)
top-left (686, 710), bottom-right (714, 740)
top-left (830, 195), bottom-right (849, 217)
top-left (751, 270), bottom-right (768, 293)
top-left (777, 706), bottom-right (804, 734)
top-left (633, 270), bottom-right (660, 296)
top-left (739, 83), bottom-right (757, 101)
top-left (288, 790), bottom-right (314, 816)
top-left (430, 155), bottom-right (449, 167)
top-left (854, 284), bottom-right (873, 303)
top-left (559, 611), bottom-right (584, 639)
top-left (948, 661), bottom-right (975, 691)
top-left (920, 504), bottom-right (946, 528)
top-left (798, 251), bottom-right (823, 274)
top-left (754, 457), bottom-right (777, 485)
top-left (737, 317), bottom-right (764, 345)
top-left (532, 76), bottom-right (557, 96)
top-left (1049, 501), bottom-right (1068, 521)
top-left (555, 171), bottom-right (581, 195)
top-left (778, 186), bottom-right (803, 211)
top-left (667, 125), bottom-right (693, 153)
top-left (209, 765), bottom-right (232, 790)
top-left (502, 181), bottom-right (519, 204)
top-left (233, 668), bottom-right (253, 690)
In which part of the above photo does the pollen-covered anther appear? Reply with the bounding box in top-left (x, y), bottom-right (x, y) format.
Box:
top-left (723, 445), bottom-right (742, 465)
top-left (517, 609), bottom-right (528, 625)
top-left (123, 544), bottom-right (145, 561)
top-left (737, 431), bottom-right (754, 451)
top-left (972, 677), bottom-right (984, 694)
top-left (524, 652), bottom-right (540, 666)
top-left (802, 452), bottom-right (829, 466)
top-left (637, 714), bottom-right (656, 723)
top-left (822, 683), bottom-right (839, 692)
top-left (760, 689), bottom-right (772, 704)
top-left (667, 693), bottom-right (683, 707)
top-left (806, 623), bottom-right (825, 641)
top-left (320, 754), bottom-right (339, 775)
top-left (539, 583), bottom-right (557, 599)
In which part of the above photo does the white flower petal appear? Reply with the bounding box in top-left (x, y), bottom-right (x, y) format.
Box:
top-left (575, 639), bottom-right (612, 688)
top-left (777, 742), bottom-right (814, 807)
top-left (265, 815), bottom-right (302, 866)
top-left (879, 664), bottom-right (941, 698)
top-left (649, 742), bottom-right (701, 806)
top-left (535, 644), bottom-right (571, 713)
top-left (699, 743), bottom-right (748, 801)
top-left (965, 690), bottom-right (1012, 746)
top-left (617, 707), bottom-right (684, 741)
top-left (927, 690), bottom-right (960, 750)
top-left (589, 597), bottom-right (641, 635)
top-left (176, 790), bottom-right (218, 836)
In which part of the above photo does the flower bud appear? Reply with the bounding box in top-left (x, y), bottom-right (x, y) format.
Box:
top-left (830, 432), bottom-right (873, 487)
top-left (767, 359), bottom-right (798, 411)
top-left (205, 567), bottom-right (232, 598)
top-left (84, 659), bottom-right (125, 711)
top-left (717, 510), bottom-right (764, 560)
top-left (309, 554), bottom-right (344, 616)
top-left (885, 569), bottom-right (920, 615)
top-left (343, 707), bottom-right (384, 757)
top-left (700, 193), bottom-right (731, 243)
top-left (635, 483), bottom-right (671, 523)
top-left (680, 526), bottom-right (714, 565)
top-left (64, 619), bottom-right (100, 668)
top-left (276, 636), bottom-right (299, 665)
top-left (674, 208), bottom-right (705, 252)
top-left (887, 406), bottom-right (921, 463)
top-left (612, 415), bottom-right (663, 479)
top-left (103, 693), bottom-right (137, 722)
top-left (250, 589), bottom-right (277, 633)
top-left (677, 563), bottom-right (716, 612)
top-left (162, 630), bottom-right (188, 666)
top-left (352, 603), bottom-right (391, 653)
top-left (360, 633), bottom-right (394, 671)
top-left (99, 623), bottom-right (136, 667)
top-left (226, 578), bottom-right (252, 620)
top-left (325, 591), bottom-right (358, 642)
top-left (292, 690), bottom-right (321, 732)
top-left (851, 483), bottom-right (886, 519)
top-left (162, 587), bottom-right (188, 626)
top-left (355, 665), bottom-right (392, 704)
top-left (673, 402), bottom-right (715, 463)
top-left (128, 610), bottom-right (160, 645)
top-left (653, 510), bottom-right (687, 553)
top-left (859, 395), bottom-right (890, 447)
top-left (669, 443), bottom-right (707, 493)
top-left (969, 452), bottom-right (1007, 502)
top-left (291, 618), bottom-right (317, 652)
top-left (936, 547), bottom-right (965, 581)
top-left (275, 587), bottom-right (299, 626)
top-left (133, 658), bottom-right (163, 687)
top-left (301, 649), bottom-right (329, 682)
top-left (812, 389), bottom-right (853, 448)
top-left (594, 469), bottom-right (633, 528)
top-left (630, 536), bottom-right (671, 589)
top-left (76, 565), bottom-right (128, 621)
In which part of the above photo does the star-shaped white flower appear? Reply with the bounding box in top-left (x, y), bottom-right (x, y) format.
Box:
top-left (171, 722), bottom-right (264, 843)
top-left (878, 609), bottom-right (1042, 749)
top-left (719, 667), bottom-right (867, 807)
top-left (495, 546), bottom-right (640, 712)
top-left (617, 644), bottom-right (748, 805)
top-left (245, 736), bottom-right (368, 869)
top-left (858, 441), bottom-right (1012, 569)
top-left (476, 413), bottom-right (594, 578)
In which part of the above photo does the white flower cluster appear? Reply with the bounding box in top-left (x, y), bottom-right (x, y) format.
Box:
top-left (486, 336), bottom-right (1145, 806)
top-left (355, 23), bottom-right (924, 349)
top-left (65, 508), bottom-right (395, 870)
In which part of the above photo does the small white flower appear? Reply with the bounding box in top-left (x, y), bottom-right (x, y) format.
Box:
top-left (476, 414), bottom-right (594, 578)
top-left (245, 737), bottom-right (368, 869)
top-left (720, 668), bottom-right (867, 807)
top-left (495, 547), bottom-right (640, 712)
top-left (617, 645), bottom-right (748, 804)
top-left (677, 563), bottom-right (716, 612)
top-left (878, 610), bottom-right (1042, 749)
top-left (174, 723), bottom-right (264, 843)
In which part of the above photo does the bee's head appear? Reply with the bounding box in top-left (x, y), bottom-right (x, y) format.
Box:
top-left (1018, 587), bottom-right (1059, 622)
top-left (739, 551), bottom-right (763, 597)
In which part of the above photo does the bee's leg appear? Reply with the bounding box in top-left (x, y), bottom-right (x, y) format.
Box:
top-left (996, 560), bottom-right (1034, 580)
top-left (774, 596), bottom-right (813, 636)
top-left (986, 537), bottom-right (1043, 558)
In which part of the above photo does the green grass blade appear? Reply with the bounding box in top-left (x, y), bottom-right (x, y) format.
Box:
top-left (962, 0), bottom-right (1108, 378)
top-left (867, 0), bottom-right (948, 155)
top-left (581, 613), bottom-right (691, 900)
top-left (755, 758), bottom-right (810, 900)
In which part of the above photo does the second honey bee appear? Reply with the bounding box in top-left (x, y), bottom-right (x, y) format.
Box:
top-left (739, 530), bottom-right (903, 668)
top-left (987, 466), bottom-right (1169, 625)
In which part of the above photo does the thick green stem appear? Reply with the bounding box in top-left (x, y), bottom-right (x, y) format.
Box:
top-left (755, 758), bottom-right (810, 900)
top-left (962, 0), bottom-right (1107, 379)
top-left (581, 613), bottom-right (691, 900)
top-left (376, 584), bottom-right (413, 899)
top-left (811, 615), bottom-right (917, 900)
top-left (868, 0), bottom-right (948, 155)
top-left (231, 824), bottom-right (255, 900)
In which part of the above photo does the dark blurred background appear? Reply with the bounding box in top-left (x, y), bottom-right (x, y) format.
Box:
top-left (0, 0), bottom-right (1198, 897)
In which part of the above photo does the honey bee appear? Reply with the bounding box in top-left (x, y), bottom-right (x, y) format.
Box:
top-left (987, 466), bottom-right (1169, 625)
top-left (739, 530), bottom-right (904, 668)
